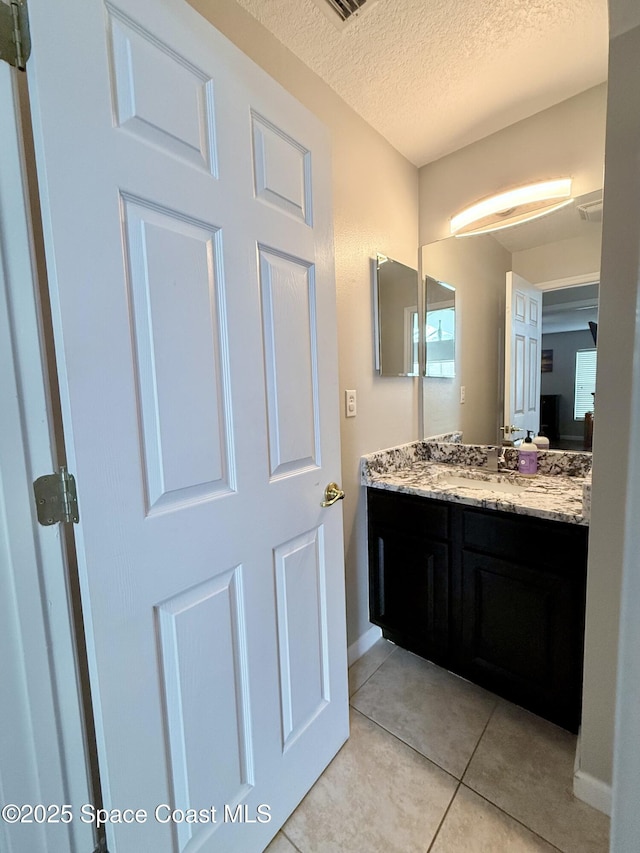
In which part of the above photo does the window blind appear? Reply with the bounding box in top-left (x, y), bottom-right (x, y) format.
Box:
top-left (574, 349), bottom-right (597, 419)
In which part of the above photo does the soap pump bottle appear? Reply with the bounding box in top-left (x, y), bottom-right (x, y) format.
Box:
top-left (533, 431), bottom-right (550, 451)
top-left (518, 430), bottom-right (538, 476)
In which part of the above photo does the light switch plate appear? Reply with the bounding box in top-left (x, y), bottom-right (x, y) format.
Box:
top-left (345, 389), bottom-right (357, 418)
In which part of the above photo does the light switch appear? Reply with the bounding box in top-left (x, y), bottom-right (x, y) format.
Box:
top-left (460, 385), bottom-right (466, 404)
top-left (345, 389), bottom-right (357, 418)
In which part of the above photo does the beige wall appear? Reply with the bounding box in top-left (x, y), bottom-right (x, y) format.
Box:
top-left (421, 236), bottom-right (511, 443)
top-left (419, 84), bottom-right (607, 247)
top-left (513, 233), bottom-right (602, 284)
top-left (188, 0), bottom-right (419, 647)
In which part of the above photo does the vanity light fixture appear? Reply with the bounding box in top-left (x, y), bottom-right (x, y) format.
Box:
top-left (450, 178), bottom-right (573, 237)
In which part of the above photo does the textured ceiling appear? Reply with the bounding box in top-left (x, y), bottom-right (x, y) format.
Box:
top-left (231, 0), bottom-right (608, 167)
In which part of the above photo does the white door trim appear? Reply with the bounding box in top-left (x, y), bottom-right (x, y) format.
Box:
top-left (534, 271), bottom-right (600, 291)
top-left (0, 62), bottom-right (93, 853)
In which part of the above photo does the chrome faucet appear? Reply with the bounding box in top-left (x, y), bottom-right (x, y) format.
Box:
top-left (485, 446), bottom-right (503, 472)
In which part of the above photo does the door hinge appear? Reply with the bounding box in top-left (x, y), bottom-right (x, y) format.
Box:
top-left (0, 0), bottom-right (30, 70)
top-left (33, 466), bottom-right (80, 525)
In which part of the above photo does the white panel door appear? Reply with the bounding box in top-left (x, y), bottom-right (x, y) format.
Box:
top-left (25, 1), bottom-right (348, 851)
top-left (504, 271), bottom-right (542, 442)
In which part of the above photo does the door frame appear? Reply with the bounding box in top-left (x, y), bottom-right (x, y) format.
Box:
top-left (534, 271), bottom-right (600, 292)
top-left (0, 62), bottom-right (93, 852)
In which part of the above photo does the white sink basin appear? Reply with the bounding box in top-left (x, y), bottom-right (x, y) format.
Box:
top-left (437, 474), bottom-right (529, 495)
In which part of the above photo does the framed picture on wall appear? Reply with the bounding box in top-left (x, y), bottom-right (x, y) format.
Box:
top-left (541, 349), bottom-right (553, 373)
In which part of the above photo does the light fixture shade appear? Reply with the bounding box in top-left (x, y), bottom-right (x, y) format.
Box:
top-left (450, 178), bottom-right (573, 237)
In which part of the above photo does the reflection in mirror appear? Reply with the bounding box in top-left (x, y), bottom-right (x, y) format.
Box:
top-left (374, 254), bottom-right (419, 376)
top-left (425, 277), bottom-right (455, 378)
top-left (541, 283), bottom-right (599, 451)
top-left (420, 189), bottom-right (602, 449)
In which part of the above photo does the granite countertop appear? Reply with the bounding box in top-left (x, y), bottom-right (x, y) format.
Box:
top-left (361, 438), bottom-right (591, 526)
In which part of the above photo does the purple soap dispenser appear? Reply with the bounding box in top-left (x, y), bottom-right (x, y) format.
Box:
top-left (518, 430), bottom-right (538, 476)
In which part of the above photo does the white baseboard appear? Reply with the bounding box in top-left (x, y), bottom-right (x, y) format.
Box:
top-left (574, 769), bottom-right (612, 816)
top-left (347, 625), bottom-right (382, 667)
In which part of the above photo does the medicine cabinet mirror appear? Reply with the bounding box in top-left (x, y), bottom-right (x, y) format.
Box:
top-left (425, 276), bottom-right (456, 378)
top-left (374, 254), bottom-right (419, 376)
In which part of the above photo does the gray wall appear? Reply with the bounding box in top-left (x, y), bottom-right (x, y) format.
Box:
top-left (541, 330), bottom-right (595, 439)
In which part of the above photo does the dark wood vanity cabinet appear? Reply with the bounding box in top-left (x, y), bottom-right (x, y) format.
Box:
top-left (368, 489), bottom-right (450, 667)
top-left (367, 488), bottom-right (588, 732)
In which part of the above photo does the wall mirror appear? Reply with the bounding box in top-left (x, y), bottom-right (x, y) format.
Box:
top-left (425, 277), bottom-right (455, 377)
top-left (420, 188), bottom-right (602, 449)
top-left (374, 254), bottom-right (419, 376)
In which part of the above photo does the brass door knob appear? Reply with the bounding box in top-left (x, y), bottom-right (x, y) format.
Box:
top-left (321, 482), bottom-right (345, 507)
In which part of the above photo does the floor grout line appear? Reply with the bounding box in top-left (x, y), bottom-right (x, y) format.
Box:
top-left (279, 827), bottom-right (304, 853)
top-left (348, 641), bottom-right (397, 700)
top-left (425, 779), bottom-right (462, 853)
top-left (346, 702), bottom-right (463, 853)
top-left (422, 689), bottom-right (499, 853)
top-left (458, 698), bottom-right (574, 851)
top-left (286, 648), bottom-right (608, 853)
top-left (458, 783), bottom-right (566, 852)
top-left (349, 664), bottom-right (574, 852)
top-left (348, 706), bottom-right (460, 783)
top-left (459, 696), bottom-right (500, 780)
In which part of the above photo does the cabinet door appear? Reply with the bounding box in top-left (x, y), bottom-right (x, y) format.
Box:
top-left (460, 549), bottom-right (584, 731)
top-left (369, 527), bottom-right (449, 664)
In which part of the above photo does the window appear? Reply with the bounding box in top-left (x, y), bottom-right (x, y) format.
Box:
top-left (404, 308), bottom-right (419, 376)
top-left (425, 306), bottom-right (455, 378)
top-left (574, 349), bottom-right (597, 419)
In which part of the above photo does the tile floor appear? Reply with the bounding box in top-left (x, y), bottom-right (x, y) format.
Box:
top-left (265, 639), bottom-right (610, 853)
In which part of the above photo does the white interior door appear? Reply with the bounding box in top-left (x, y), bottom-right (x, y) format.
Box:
top-left (26, 1), bottom-right (348, 851)
top-left (504, 271), bottom-right (542, 442)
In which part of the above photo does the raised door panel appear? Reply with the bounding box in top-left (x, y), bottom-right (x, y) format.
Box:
top-left (251, 112), bottom-right (310, 223)
top-left (369, 528), bottom-right (449, 663)
top-left (107, 5), bottom-right (217, 173)
top-left (514, 333), bottom-right (525, 416)
top-left (514, 290), bottom-right (526, 323)
top-left (367, 488), bottom-right (449, 538)
top-left (274, 528), bottom-right (329, 751)
top-left (259, 247), bottom-right (319, 478)
top-left (528, 335), bottom-right (539, 413)
top-left (122, 197), bottom-right (233, 513)
top-left (156, 568), bottom-right (253, 850)
top-left (526, 293), bottom-right (540, 415)
top-left (461, 508), bottom-right (589, 573)
top-left (460, 549), bottom-right (582, 731)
